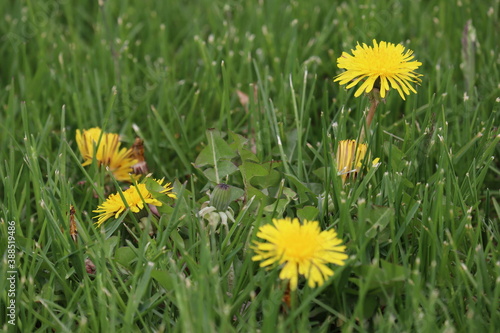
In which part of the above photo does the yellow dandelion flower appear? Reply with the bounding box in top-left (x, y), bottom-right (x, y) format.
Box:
top-left (93, 179), bottom-right (176, 227)
top-left (252, 218), bottom-right (348, 290)
top-left (336, 140), bottom-right (380, 183)
top-left (334, 39), bottom-right (422, 100)
top-left (76, 127), bottom-right (138, 182)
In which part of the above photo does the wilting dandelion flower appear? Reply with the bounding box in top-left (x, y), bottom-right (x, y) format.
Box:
top-left (252, 218), bottom-right (348, 290)
top-left (76, 127), bottom-right (138, 181)
top-left (336, 140), bottom-right (380, 183)
top-left (334, 39), bottom-right (422, 100)
top-left (131, 136), bottom-right (149, 175)
top-left (93, 179), bottom-right (176, 227)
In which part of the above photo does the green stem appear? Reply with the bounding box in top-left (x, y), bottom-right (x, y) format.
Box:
top-left (360, 88), bottom-right (380, 142)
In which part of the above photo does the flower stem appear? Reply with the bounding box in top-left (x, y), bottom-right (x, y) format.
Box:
top-left (366, 94), bottom-right (380, 129)
top-left (360, 88), bottom-right (380, 141)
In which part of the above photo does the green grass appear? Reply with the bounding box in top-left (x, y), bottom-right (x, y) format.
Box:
top-left (1, 0), bottom-right (500, 332)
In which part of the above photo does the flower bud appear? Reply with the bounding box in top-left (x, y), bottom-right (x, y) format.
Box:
top-left (210, 183), bottom-right (232, 211)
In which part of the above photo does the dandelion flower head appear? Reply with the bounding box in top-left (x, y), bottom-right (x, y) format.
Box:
top-left (334, 39), bottom-right (422, 100)
top-left (252, 217), bottom-right (348, 290)
top-left (76, 127), bottom-right (138, 181)
top-left (93, 179), bottom-right (176, 227)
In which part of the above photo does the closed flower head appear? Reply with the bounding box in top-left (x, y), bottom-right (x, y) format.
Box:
top-left (336, 140), bottom-right (379, 183)
top-left (334, 40), bottom-right (422, 100)
top-left (252, 217), bottom-right (348, 290)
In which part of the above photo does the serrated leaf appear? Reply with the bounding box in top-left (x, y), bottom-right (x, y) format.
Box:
top-left (297, 206), bottom-right (319, 221)
top-left (170, 229), bottom-right (186, 250)
top-left (361, 296), bottom-right (379, 319)
top-left (238, 148), bottom-right (259, 162)
top-left (284, 173), bottom-right (313, 202)
top-left (156, 204), bottom-right (174, 214)
top-left (203, 160), bottom-right (239, 183)
top-left (103, 236), bottom-right (120, 256)
top-left (229, 186), bottom-right (245, 202)
top-left (262, 160), bottom-right (283, 170)
top-left (114, 246), bottom-right (136, 269)
top-left (194, 129), bottom-right (237, 167)
top-left (228, 131), bottom-right (249, 150)
top-left (151, 269), bottom-right (175, 290)
top-left (312, 166), bottom-right (331, 182)
top-left (281, 187), bottom-right (298, 200)
top-left (350, 260), bottom-right (408, 294)
top-left (251, 169), bottom-right (281, 188)
top-left (384, 142), bottom-right (404, 172)
top-left (264, 198), bottom-right (290, 216)
top-left (240, 160), bottom-right (269, 184)
top-left (245, 185), bottom-right (270, 205)
top-left (365, 206), bottom-right (395, 238)
top-left (380, 259), bottom-right (407, 281)
top-left (144, 177), bottom-right (166, 194)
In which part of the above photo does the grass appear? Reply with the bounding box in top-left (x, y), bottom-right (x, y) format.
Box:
top-left (1, 0), bottom-right (500, 332)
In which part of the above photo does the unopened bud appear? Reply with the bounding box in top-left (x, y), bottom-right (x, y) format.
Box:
top-left (210, 183), bottom-right (232, 211)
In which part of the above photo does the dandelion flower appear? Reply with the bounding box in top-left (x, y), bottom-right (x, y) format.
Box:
top-left (76, 127), bottom-right (138, 181)
top-left (336, 140), bottom-right (379, 183)
top-left (93, 179), bottom-right (176, 227)
top-left (334, 39), bottom-right (422, 100)
top-left (252, 218), bottom-right (348, 290)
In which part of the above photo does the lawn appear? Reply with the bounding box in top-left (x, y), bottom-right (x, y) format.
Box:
top-left (1, 0), bottom-right (499, 332)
